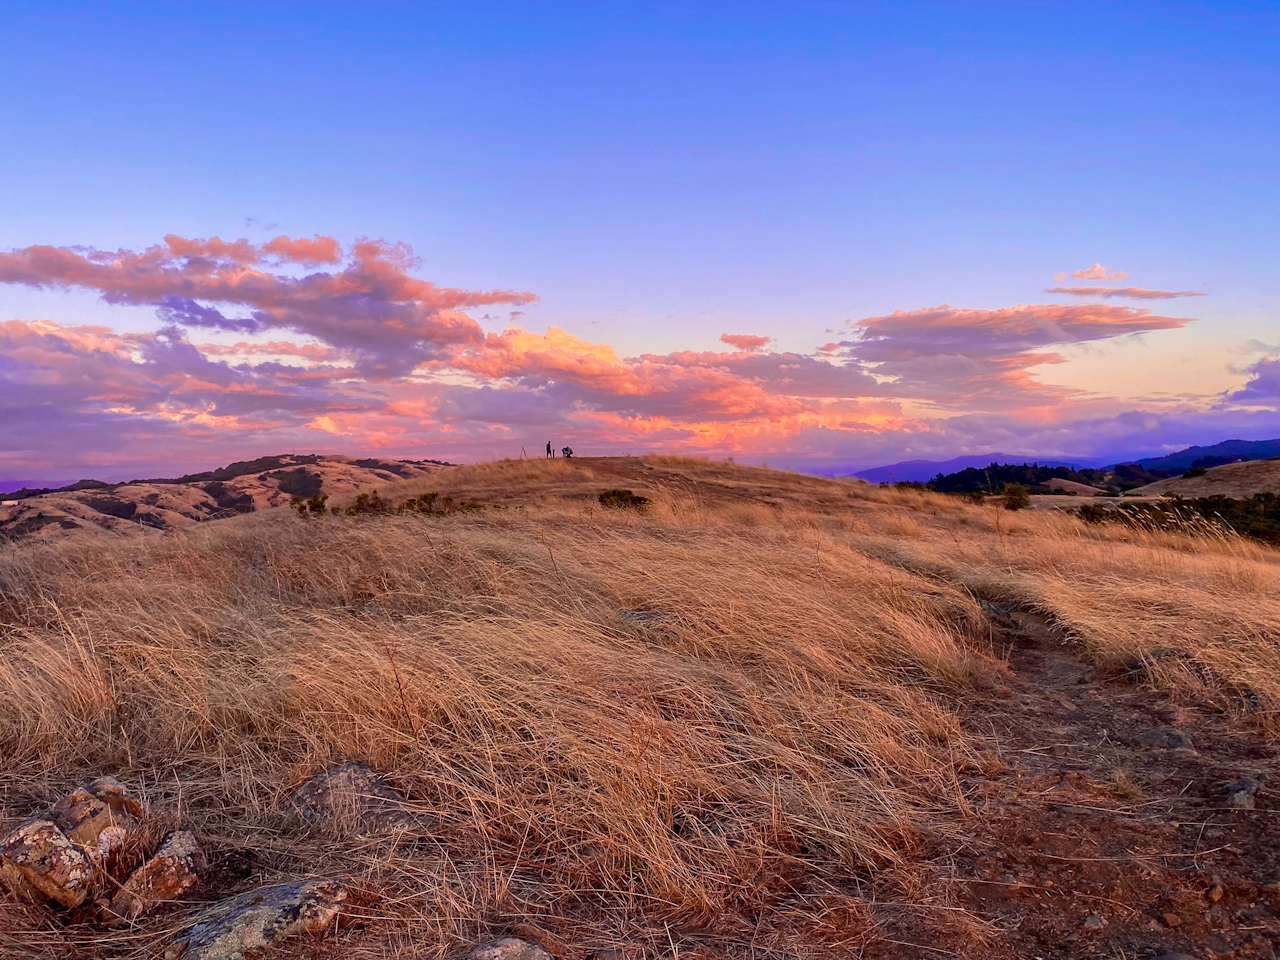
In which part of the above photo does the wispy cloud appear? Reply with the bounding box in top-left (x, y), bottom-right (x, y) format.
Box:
top-left (1046, 286), bottom-right (1205, 300)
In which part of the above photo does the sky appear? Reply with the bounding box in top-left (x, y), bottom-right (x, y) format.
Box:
top-left (1, 1), bottom-right (1278, 482)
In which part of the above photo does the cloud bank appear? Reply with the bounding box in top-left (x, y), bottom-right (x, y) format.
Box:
top-left (0, 235), bottom-right (1273, 476)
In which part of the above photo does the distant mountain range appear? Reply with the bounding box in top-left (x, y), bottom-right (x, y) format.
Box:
top-left (853, 438), bottom-right (1280, 485)
top-left (852, 454), bottom-right (1082, 484)
top-left (1126, 438), bottom-right (1280, 473)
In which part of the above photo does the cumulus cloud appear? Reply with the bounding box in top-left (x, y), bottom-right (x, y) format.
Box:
top-left (1046, 286), bottom-right (1205, 300)
top-left (837, 302), bottom-right (1190, 411)
top-left (0, 233), bottom-right (1245, 476)
top-left (1071, 263), bottom-right (1130, 281)
top-left (719, 333), bottom-right (771, 351)
top-left (0, 236), bottom-right (537, 377)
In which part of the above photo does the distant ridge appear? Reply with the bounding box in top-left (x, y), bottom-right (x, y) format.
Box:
top-left (852, 454), bottom-right (1081, 484)
top-left (1122, 438), bottom-right (1280, 473)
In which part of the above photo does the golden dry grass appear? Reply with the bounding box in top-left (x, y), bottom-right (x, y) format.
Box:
top-left (1, 455), bottom-right (1278, 958)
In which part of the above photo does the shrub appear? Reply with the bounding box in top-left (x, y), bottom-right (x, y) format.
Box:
top-left (1183, 465), bottom-right (1207, 478)
top-left (1078, 503), bottom-right (1109, 524)
top-left (292, 494), bottom-right (329, 517)
top-left (598, 489), bottom-right (651, 510)
top-left (346, 491), bottom-right (392, 516)
top-left (1001, 484), bottom-right (1030, 511)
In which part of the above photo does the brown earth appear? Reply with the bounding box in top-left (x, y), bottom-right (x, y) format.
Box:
top-left (3, 455), bottom-right (1280, 959)
top-left (1133, 459), bottom-right (1280, 499)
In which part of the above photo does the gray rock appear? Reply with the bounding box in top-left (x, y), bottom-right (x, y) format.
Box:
top-left (292, 762), bottom-right (410, 828)
top-left (1125, 647), bottom-right (1192, 676)
top-left (1081, 913), bottom-right (1105, 930)
top-left (1225, 777), bottom-right (1259, 810)
top-left (1141, 726), bottom-right (1194, 750)
top-left (164, 878), bottom-right (347, 960)
top-left (467, 939), bottom-right (554, 960)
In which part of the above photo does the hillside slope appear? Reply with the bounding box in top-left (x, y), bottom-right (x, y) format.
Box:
top-left (1132, 457), bottom-right (1280, 498)
top-left (0, 454), bottom-right (448, 542)
top-left (1, 457), bottom-right (1279, 959)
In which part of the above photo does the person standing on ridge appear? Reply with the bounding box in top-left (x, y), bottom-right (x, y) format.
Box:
top-left (546, 441), bottom-right (553, 458)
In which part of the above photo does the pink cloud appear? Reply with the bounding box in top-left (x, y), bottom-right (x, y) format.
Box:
top-left (0, 236), bottom-right (537, 376)
top-left (719, 333), bottom-right (771, 351)
top-left (0, 233), bottom-right (1246, 478)
top-left (1071, 263), bottom-right (1130, 281)
top-left (1046, 286), bottom-right (1205, 300)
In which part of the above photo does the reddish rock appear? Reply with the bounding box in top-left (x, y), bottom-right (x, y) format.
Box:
top-left (0, 818), bottom-right (96, 907)
top-left (292, 762), bottom-right (410, 829)
top-left (107, 830), bottom-right (205, 923)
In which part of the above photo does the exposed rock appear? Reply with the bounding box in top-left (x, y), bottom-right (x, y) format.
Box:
top-left (466, 938), bottom-right (555, 960)
top-left (1080, 913), bottom-right (1105, 930)
top-left (291, 762), bottom-right (410, 828)
top-left (107, 830), bottom-right (206, 923)
top-left (1125, 647), bottom-right (1192, 676)
top-left (1225, 777), bottom-right (1259, 810)
top-left (0, 819), bottom-right (95, 907)
top-left (0, 776), bottom-right (146, 907)
top-left (164, 878), bottom-right (347, 960)
top-left (1206, 880), bottom-right (1225, 903)
top-left (1140, 727), bottom-right (1194, 751)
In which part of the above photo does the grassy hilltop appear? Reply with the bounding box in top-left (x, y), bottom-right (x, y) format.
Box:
top-left (2, 456), bottom-right (1280, 959)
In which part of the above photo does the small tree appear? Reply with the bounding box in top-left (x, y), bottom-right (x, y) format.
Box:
top-left (1002, 483), bottom-right (1030, 511)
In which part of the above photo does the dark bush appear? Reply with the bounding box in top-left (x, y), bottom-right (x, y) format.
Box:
top-left (1182, 466), bottom-right (1207, 478)
top-left (269, 468), bottom-right (323, 498)
top-left (599, 489), bottom-right (651, 509)
top-left (346, 491), bottom-right (392, 516)
top-left (1078, 503), bottom-right (1110, 524)
top-left (1001, 484), bottom-right (1030, 511)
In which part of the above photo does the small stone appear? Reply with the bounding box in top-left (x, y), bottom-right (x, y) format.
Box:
top-left (107, 830), bottom-right (206, 923)
top-left (1081, 913), bottom-right (1105, 930)
top-left (0, 818), bottom-right (95, 907)
top-left (1162, 911), bottom-right (1182, 928)
top-left (1141, 727), bottom-right (1194, 751)
top-left (1225, 777), bottom-right (1259, 810)
top-left (292, 762), bottom-right (410, 829)
top-left (1206, 881), bottom-right (1225, 903)
top-left (466, 939), bottom-right (554, 960)
top-left (164, 878), bottom-right (347, 960)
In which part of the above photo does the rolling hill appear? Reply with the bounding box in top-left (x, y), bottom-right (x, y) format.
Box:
top-left (1131, 456), bottom-right (1280, 498)
top-left (2, 455), bottom-right (1279, 959)
top-left (0, 454), bottom-right (449, 542)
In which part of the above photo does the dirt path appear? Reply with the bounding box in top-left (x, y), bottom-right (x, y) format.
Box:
top-left (932, 604), bottom-right (1280, 959)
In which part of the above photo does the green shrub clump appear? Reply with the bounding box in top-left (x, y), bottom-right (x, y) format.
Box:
top-left (1001, 484), bottom-right (1030, 511)
top-left (599, 489), bottom-right (651, 510)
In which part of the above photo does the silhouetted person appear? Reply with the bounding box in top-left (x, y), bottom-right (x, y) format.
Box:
top-left (546, 441), bottom-right (552, 458)
top-left (562, 446), bottom-right (573, 459)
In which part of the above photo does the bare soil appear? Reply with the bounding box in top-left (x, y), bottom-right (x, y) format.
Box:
top-left (931, 605), bottom-right (1280, 959)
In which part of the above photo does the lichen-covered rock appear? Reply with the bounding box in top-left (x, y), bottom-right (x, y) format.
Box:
top-left (466, 938), bottom-right (555, 960)
top-left (292, 762), bottom-right (409, 828)
top-left (107, 830), bottom-right (205, 923)
top-left (0, 776), bottom-right (147, 907)
top-left (0, 818), bottom-right (96, 907)
top-left (164, 878), bottom-right (347, 960)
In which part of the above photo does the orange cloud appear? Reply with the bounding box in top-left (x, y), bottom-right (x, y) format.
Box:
top-left (262, 235), bottom-right (343, 264)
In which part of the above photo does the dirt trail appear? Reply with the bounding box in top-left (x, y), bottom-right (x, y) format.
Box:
top-left (936, 604), bottom-right (1280, 959)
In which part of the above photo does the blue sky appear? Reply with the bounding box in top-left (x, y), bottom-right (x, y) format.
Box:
top-left (1, 2), bottom-right (1278, 478)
